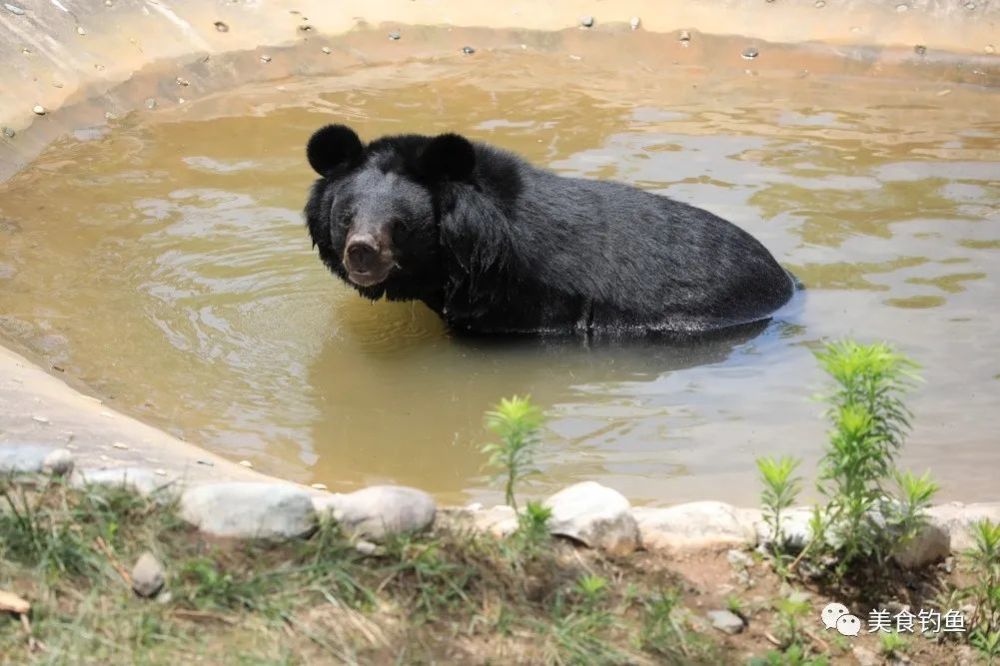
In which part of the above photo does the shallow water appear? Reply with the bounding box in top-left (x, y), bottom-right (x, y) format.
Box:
top-left (1, 43), bottom-right (998, 505)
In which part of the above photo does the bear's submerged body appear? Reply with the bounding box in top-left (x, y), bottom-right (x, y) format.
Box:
top-left (304, 125), bottom-right (797, 337)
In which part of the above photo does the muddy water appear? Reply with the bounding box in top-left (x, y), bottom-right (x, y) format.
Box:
top-left (1, 44), bottom-right (998, 505)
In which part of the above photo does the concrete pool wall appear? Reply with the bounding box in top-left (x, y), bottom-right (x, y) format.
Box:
top-left (1, 0), bottom-right (998, 545)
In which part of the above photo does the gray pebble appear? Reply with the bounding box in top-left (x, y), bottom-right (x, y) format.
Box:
top-left (580, 16), bottom-right (594, 28)
top-left (131, 552), bottom-right (166, 598)
top-left (355, 540), bottom-right (378, 555)
top-left (741, 47), bottom-right (759, 60)
top-left (1, 127), bottom-right (14, 139)
top-left (462, 46), bottom-right (475, 55)
top-left (4, 3), bottom-right (25, 15)
top-left (707, 609), bottom-right (745, 634)
top-left (321, 46), bottom-right (331, 54)
top-left (259, 54), bottom-right (271, 63)
top-left (32, 105), bottom-right (46, 116)
top-left (388, 31), bottom-right (400, 40)
top-left (43, 448), bottom-right (74, 476)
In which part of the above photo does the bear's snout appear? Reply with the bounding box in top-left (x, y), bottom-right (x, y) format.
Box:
top-left (344, 234), bottom-right (394, 287)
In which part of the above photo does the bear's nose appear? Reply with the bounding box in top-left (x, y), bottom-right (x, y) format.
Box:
top-left (345, 236), bottom-right (381, 274)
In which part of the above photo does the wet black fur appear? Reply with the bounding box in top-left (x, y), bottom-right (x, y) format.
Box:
top-left (304, 124), bottom-right (797, 336)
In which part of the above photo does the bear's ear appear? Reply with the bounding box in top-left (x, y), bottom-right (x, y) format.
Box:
top-left (306, 125), bottom-right (364, 178)
top-left (419, 133), bottom-right (476, 182)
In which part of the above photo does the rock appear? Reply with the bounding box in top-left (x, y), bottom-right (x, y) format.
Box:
top-left (355, 540), bottom-right (378, 556)
top-left (131, 552), bottom-right (165, 598)
top-left (462, 46), bottom-right (475, 55)
top-left (74, 467), bottom-right (177, 498)
top-left (145, 98), bottom-right (157, 110)
top-left (181, 483), bottom-right (316, 539)
top-left (1, 443), bottom-right (72, 475)
top-left (466, 504), bottom-right (519, 537)
top-left (742, 47), bottom-right (760, 60)
top-left (579, 16), bottom-right (594, 28)
top-left (678, 30), bottom-right (691, 42)
top-left (544, 482), bottom-right (639, 555)
top-left (76, 26), bottom-right (86, 36)
top-left (926, 502), bottom-right (1000, 551)
top-left (0, 590), bottom-right (30, 614)
top-left (892, 523), bottom-right (950, 569)
top-left (321, 46), bottom-right (331, 54)
top-left (629, 16), bottom-right (641, 30)
top-left (2, 127), bottom-right (14, 139)
top-left (4, 4), bottom-right (26, 16)
top-left (388, 31), bottom-right (401, 40)
top-left (213, 21), bottom-right (229, 32)
top-left (238, 459), bottom-right (253, 468)
top-left (914, 44), bottom-right (927, 56)
top-left (707, 609), bottom-right (745, 634)
top-left (313, 485), bottom-right (436, 541)
top-left (42, 448), bottom-right (74, 476)
top-left (754, 507), bottom-right (814, 551)
top-left (259, 55), bottom-right (271, 63)
top-left (635, 502), bottom-right (759, 552)
top-left (727, 549), bottom-right (753, 569)
top-left (853, 646), bottom-right (879, 666)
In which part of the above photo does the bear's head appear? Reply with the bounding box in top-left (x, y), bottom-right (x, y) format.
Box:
top-left (304, 124), bottom-right (476, 299)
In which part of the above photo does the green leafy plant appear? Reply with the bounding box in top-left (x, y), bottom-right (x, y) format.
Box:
top-left (970, 629), bottom-right (1000, 664)
top-left (748, 644), bottom-right (829, 666)
top-left (757, 455), bottom-right (802, 570)
top-left (963, 520), bottom-right (1000, 639)
top-left (575, 574), bottom-right (609, 609)
top-left (893, 469), bottom-right (940, 544)
top-left (482, 395), bottom-right (545, 511)
top-left (809, 340), bottom-right (934, 576)
top-left (878, 631), bottom-right (909, 658)
top-left (510, 500), bottom-right (553, 554)
top-left (771, 597), bottom-right (812, 650)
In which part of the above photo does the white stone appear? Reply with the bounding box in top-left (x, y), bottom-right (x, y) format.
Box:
top-left (312, 485), bottom-right (435, 541)
top-left (131, 552), bottom-right (165, 598)
top-left (544, 482), bottom-right (640, 555)
top-left (754, 507), bottom-right (814, 550)
top-left (1, 443), bottom-right (64, 474)
top-left (892, 522), bottom-right (951, 569)
top-left (635, 501), bottom-right (760, 552)
top-left (74, 467), bottom-right (177, 498)
top-left (707, 609), bottom-right (745, 634)
top-left (181, 483), bottom-right (316, 539)
top-left (926, 502), bottom-right (1000, 551)
top-left (42, 448), bottom-right (74, 476)
top-left (473, 504), bottom-right (519, 537)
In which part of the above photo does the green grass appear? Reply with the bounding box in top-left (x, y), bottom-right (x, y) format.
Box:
top-left (1, 475), bottom-right (724, 665)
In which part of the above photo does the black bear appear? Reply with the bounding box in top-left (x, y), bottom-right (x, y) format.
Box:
top-left (304, 124), bottom-right (797, 336)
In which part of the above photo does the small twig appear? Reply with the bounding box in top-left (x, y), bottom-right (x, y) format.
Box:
top-left (764, 631), bottom-right (782, 646)
top-left (171, 609), bottom-right (237, 625)
top-left (804, 627), bottom-right (829, 652)
top-left (20, 613), bottom-right (46, 653)
top-left (93, 536), bottom-right (132, 588)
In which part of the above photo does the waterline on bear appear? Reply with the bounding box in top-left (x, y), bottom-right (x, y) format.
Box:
top-left (304, 124), bottom-right (797, 337)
